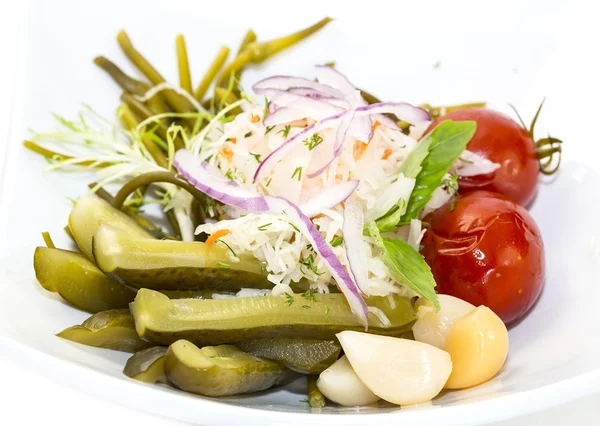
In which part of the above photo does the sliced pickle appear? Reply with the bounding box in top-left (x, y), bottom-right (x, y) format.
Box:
top-left (68, 195), bottom-right (151, 259)
top-left (161, 290), bottom-right (235, 299)
top-left (131, 289), bottom-right (416, 346)
top-left (93, 225), bottom-right (271, 291)
top-left (34, 246), bottom-right (135, 313)
top-left (164, 340), bottom-right (293, 397)
top-left (124, 346), bottom-right (168, 383)
top-left (57, 309), bottom-right (153, 353)
top-left (237, 338), bottom-right (341, 374)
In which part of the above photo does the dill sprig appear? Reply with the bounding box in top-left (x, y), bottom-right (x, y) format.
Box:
top-left (303, 133), bottom-right (323, 151)
top-left (277, 125), bottom-right (291, 138)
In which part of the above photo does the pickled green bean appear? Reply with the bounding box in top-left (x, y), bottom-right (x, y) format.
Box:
top-left (118, 104), bottom-right (169, 168)
top-left (23, 141), bottom-right (109, 168)
top-left (217, 17), bottom-right (333, 88)
top-left (41, 231), bottom-right (55, 249)
top-left (117, 30), bottom-right (195, 114)
top-left (194, 46), bottom-right (230, 102)
top-left (94, 56), bottom-right (167, 113)
top-left (94, 55), bottom-right (151, 96)
top-left (176, 35), bottom-right (193, 94)
top-left (308, 376), bottom-right (326, 408)
top-left (231, 30), bottom-right (257, 90)
top-left (111, 172), bottom-right (207, 220)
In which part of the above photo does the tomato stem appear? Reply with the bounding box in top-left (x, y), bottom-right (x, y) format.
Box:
top-left (509, 99), bottom-right (562, 176)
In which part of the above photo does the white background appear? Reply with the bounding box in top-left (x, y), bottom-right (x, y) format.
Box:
top-left (0, 0), bottom-right (599, 424)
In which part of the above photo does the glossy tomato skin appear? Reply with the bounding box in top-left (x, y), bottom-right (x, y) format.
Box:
top-left (426, 108), bottom-right (539, 206)
top-left (421, 191), bottom-right (544, 324)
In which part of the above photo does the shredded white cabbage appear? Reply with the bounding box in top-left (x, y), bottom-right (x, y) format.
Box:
top-left (192, 95), bottom-right (493, 296)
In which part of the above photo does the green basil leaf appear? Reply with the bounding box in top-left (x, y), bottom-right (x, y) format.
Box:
top-left (375, 199), bottom-right (406, 232)
top-left (400, 120), bottom-right (477, 221)
top-left (367, 222), bottom-right (439, 310)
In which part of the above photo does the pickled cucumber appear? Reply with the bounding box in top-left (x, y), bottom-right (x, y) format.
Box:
top-left (68, 195), bottom-right (151, 259)
top-left (34, 247), bottom-right (135, 313)
top-left (237, 338), bottom-right (341, 374)
top-left (131, 289), bottom-right (416, 346)
top-left (164, 340), bottom-right (293, 397)
top-left (57, 309), bottom-right (153, 353)
top-left (124, 346), bottom-right (168, 383)
top-left (93, 225), bottom-right (271, 291)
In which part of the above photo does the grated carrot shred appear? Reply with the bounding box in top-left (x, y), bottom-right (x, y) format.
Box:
top-left (371, 120), bottom-right (382, 132)
top-left (220, 147), bottom-right (234, 161)
top-left (353, 141), bottom-right (368, 160)
top-left (206, 229), bottom-right (230, 246)
top-left (251, 114), bottom-right (261, 123)
top-left (382, 148), bottom-right (392, 160)
top-left (229, 137), bottom-right (237, 144)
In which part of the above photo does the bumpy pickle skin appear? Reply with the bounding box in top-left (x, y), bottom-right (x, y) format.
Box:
top-left (93, 225), bottom-right (271, 291)
top-left (130, 289), bottom-right (416, 346)
top-left (57, 309), bottom-right (153, 353)
top-left (34, 247), bottom-right (135, 313)
top-left (124, 346), bottom-right (168, 383)
top-left (237, 338), bottom-right (341, 374)
top-left (164, 340), bottom-right (294, 397)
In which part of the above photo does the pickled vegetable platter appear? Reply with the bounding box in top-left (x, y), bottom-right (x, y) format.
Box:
top-left (25, 16), bottom-right (563, 410)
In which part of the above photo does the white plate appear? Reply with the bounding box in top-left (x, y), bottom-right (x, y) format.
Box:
top-left (1, 0), bottom-right (600, 425)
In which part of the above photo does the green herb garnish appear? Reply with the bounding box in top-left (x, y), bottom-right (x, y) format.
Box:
top-left (304, 133), bottom-right (323, 151)
top-left (216, 261), bottom-right (231, 269)
top-left (330, 236), bottom-right (344, 247)
top-left (250, 152), bottom-right (262, 163)
top-left (291, 166), bottom-right (303, 181)
top-left (398, 120), bottom-right (476, 221)
top-left (368, 222), bottom-right (439, 310)
top-left (257, 223), bottom-right (272, 231)
top-left (277, 125), bottom-right (291, 138)
top-left (284, 293), bottom-right (295, 306)
top-left (301, 289), bottom-right (319, 302)
top-left (265, 125), bottom-right (275, 135)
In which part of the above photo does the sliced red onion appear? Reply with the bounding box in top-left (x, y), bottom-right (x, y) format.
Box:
top-left (299, 180), bottom-right (359, 217)
top-left (356, 102), bottom-right (430, 124)
top-left (263, 102), bottom-right (343, 127)
top-left (173, 149), bottom-right (269, 212)
top-left (264, 195), bottom-right (368, 327)
top-left (307, 109), bottom-right (356, 178)
top-left (254, 111), bottom-right (347, 183)
top-left (315, 65), bottom-right (358, 97)
top-left (288, 87), bottom-right (337, 99)
top-left (253, 75), bottom-right (345, 98)
top-left (255, 102), bottom-right (429, 183)
top-left (343, 197), bottom-right (370, 296)
top-left (373, 113), bottom-right (401, 131)
top-left (348, 116), bottom-right (373, 142)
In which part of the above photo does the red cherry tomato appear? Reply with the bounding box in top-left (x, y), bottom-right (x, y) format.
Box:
top-left (420, 191), bottom-right (544, 324)
top-left (426, 108), bottom-right (539, 206)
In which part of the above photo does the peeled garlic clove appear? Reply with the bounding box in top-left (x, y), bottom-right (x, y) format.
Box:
top-left (444, 306), bottom-right (508, 389)
top-left (316, 356), bottom-right (380, 406)
top-left (337, 331), bottom-right (452, 406)
top-left (413, 294), bottom-right (476, 349)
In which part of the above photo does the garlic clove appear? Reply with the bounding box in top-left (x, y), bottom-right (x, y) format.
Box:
top-left (413, 294), bottom-right (476, 349)
top-left (337, 331), bottom-right (452, 406)
top-left (316, 356), bottom-right (380, 406)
